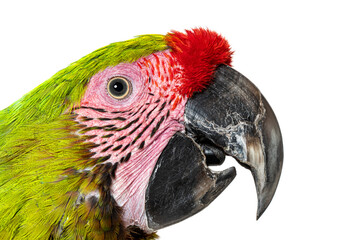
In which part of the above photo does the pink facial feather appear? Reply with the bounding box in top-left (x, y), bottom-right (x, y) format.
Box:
top-left (75, 50), bottom-right (186, 232)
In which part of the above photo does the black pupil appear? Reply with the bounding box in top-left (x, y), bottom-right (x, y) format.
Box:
top-left (113, 82), bottom-right (124, 92)
top-left (110, 79), bottom-right (128, 97)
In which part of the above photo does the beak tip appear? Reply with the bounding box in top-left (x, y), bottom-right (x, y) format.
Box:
top-left (256, 200), bottom-right (267, 220)
top-left (255, 170), bottom-right (282, 221)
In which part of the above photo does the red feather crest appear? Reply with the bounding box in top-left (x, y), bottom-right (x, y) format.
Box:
top-left (166, 28), bottom-right (233, 97)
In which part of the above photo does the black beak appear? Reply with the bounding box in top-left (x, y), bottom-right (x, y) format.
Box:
top-left (145, 65), bottom-right (283, 230)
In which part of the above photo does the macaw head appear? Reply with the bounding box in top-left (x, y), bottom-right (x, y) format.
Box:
top-left (1, 28), bottom-right (283, 239)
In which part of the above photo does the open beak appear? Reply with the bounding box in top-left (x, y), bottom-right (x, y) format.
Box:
top-left (145, 65), bottom-right (283, 230)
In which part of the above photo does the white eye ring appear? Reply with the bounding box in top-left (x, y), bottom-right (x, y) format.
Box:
top-left (107, 77), bottom-right (132, 100)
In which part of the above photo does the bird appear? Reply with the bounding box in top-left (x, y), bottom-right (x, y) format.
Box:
top-left (0, 28), bottom-right (283, 240)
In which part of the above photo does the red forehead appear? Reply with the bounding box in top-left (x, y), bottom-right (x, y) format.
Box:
top-left (166, 28), bottom-right (233, 97)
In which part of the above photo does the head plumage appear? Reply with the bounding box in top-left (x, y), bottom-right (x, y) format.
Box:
top-left (166, 28), bottom-right (233, 97)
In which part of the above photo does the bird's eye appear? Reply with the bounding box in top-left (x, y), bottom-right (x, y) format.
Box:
top-left (107, 77), bottom-right (132, 100)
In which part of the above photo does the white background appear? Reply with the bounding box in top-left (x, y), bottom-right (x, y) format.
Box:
top-left (1, 1), bottom-right (352, 239)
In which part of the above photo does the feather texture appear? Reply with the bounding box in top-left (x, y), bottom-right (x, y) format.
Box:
top-left (0, 34), bottom-right (167, 239)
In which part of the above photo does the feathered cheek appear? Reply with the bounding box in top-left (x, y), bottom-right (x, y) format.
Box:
top-left (81, 63), bottom-right (147, 111)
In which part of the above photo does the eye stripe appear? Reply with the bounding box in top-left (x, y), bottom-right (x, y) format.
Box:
top-left (97, 117), bottom-right (126, 121)
top-left (85, 135), bottom-right (97, 140)
top-left (111, 109), bottom-right (132, 114)
top-left (112, 145), bottom-right (123, 151)
top-left (150, 116), bottom-right (165, 138)
top-left (80, 116), bottom-right (94, 122)
top-left (139, 141), bottom-right (145, 149)
top-left (128, 123), bottom-right (142, 135)
top-left (104, 127), bottom-right (118, 131)
top-left (132, 105), bottom-right (144, 116)
top-left (121, 152), bottom-right (131, 163)
top-left (140, 107), bottom-right (148, 114)
top-left (159, 102), bottom-right (166, 111)
top-left (125, 152), bottom-right (131, 162)
top-left (113, 117), bottom-right (127, 121)
top-left (77, 91), bottom-right (173, 165)
top-left (80, 106), bottom-right (107, 113)
top-left (146, 105), bottom-right (158, 119)
top-left (76, 106), bottom-right (133, 115)
top-left (122, 144), bottom-right (131, 152)
top-left (102, 134), bottom-right (113, 139)
top-left (136, 118), bottom-right (155, 140)
top-left (116, 136), bottom-right (126, 142)
top-left (79, 126), bottom-right (103, 134)
top-left (96, 155), bottom-right (111, 163)
top-left (115, 118), bottom-right (139, 131)
top-left (101, 145), bottom-right (113, 152)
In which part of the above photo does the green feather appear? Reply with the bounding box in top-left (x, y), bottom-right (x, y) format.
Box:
top-left (0, 34), bottom-right (167, 239)
top-left (2, 34), bottom-right (167, 129)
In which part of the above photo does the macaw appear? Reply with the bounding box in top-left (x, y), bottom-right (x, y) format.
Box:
top-left (0, 28), bottom-right (283, 240)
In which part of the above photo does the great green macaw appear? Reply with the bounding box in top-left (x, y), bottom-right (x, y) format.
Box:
top-left (0, 28), bottom-right (283, 240)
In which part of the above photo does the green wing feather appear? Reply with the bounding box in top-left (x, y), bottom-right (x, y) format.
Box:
top-left (0, 34), bottom-right (167, 239)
